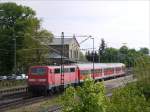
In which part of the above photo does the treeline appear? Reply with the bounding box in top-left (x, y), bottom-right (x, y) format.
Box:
top-left (0, 3), bottom-right (53, 74)
top-left (85, 39), bottom-right (149, 67)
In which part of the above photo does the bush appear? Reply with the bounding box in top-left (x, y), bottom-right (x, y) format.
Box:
top-left (107, 83), bottom-right (149, 112)
top-left (134, 56), bottom-right (150, 100)
top-left (61, 79), bottom-right (108, 112)
top-left (61, 80), bottom-right (150, 112)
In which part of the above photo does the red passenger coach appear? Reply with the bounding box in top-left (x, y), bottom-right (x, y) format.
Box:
top-left (28, 63), bottom-right (125, 94)
top-left (76, 63), bottom-right (125, 81)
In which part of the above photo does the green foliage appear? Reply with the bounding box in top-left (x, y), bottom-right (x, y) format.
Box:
top-left (61, 77), bottom-right (150, 112)
top-left (35, 29), bottom-right (53, 44)
top-left (139, 48), bottom-right (149, 55)
top-left (119, 45), bottom-right (128, 54)
top-left (107, 84), bottom-right (149, 112)
top-left (79, 51), bottom-right (87, 62)
top-left (61, 79), bottom-right (108, 112)
top-left (85, 51), bottom-right (98, 62)
top-left (134, 56), bottom-right (150, 83)
top-left (98, 38), bottom-right (106, 62)
top-left (134, 56), bottom-right (150, 100)
top-left (86, 39), bottom-right (149, 68)
top-left (102, 48), bottom-right (118, 63)
top-left (0, 2), bottom-right (53, 74)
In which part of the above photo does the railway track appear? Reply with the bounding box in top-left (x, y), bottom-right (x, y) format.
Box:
top-left (0, 94), bottom-right (61, 112)
top-left (0, 74), bottom-right (134, 112)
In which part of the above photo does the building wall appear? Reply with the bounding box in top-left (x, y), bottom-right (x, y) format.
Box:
top-left (69, 40), bottom-right (80, 61)
top-left (49, 38), bottom-right (80, 63)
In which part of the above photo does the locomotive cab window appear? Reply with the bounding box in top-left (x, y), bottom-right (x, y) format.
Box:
top-left (31, 68), bottom-right (46, 75)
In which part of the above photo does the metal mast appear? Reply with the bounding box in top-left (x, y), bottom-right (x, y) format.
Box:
top-left (60, 32), bottom-right (64, 88)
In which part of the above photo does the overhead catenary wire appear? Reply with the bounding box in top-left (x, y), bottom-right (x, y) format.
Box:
top-left (0, 34), bottom-right (96, 62)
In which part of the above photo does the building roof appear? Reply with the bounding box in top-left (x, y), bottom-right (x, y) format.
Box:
top-left (48, 52), bottom-right (67, 59)
top-left (47, 52), bottom-right (77, 63)
top-left (49, 37), bottom-right (80, 47)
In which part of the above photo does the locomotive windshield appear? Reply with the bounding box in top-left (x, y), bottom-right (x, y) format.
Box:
top-left (31, 67), bottom-right (47, 75)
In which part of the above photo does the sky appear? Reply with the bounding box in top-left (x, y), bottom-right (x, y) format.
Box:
top-left (1, 0), bottom-right (150, 51)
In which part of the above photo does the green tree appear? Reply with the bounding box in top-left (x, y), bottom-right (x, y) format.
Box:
top-left (94, 51), bottom-right (99, 62)
top-left (85, 51), bottom-right (91, 62)
top-left (108, 84), bottom-right (149, 112)
top-left (61, 79), bottom-right (108, 112)
top-left (103, 48), bottom-right (118, 62)
top-left (17, 29), bottom-right (53, 73)
top-left (139, 47), bottom-right (149, 55)
top-left (35, 29), bottom-right (54, 45)
top-left (79, 51), bottom-right (87, 62)
top-left (98, 38), bottom-right (106, 62)
top-left (0, 3), bottom-right (53, 74)
top-left (119, 45), bottom-right (128, 54)
top-left (134, 56), bottom-right (150, 100)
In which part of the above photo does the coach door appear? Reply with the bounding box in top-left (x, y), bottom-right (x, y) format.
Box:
top-left (54, 68), bottom-right (61, 86)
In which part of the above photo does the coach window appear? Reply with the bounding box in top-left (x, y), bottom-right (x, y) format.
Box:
top-left (81, 70), bottom-right (91, 75)
top-left (91, 69), bottom-right (95, 74)
top-left (104, 68), bottom-right (107, 72)
top-left (70, 68), bottom-right (75, 72)
top-left (99, 69), bottom-right (102, 73)
top-left (54, 68), bottom-right (60, 74)
top-left (92, 69), bottom-right (102, 74)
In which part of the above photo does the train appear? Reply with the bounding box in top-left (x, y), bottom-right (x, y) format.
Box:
top-left (27, 63), bottom-right (125, 94)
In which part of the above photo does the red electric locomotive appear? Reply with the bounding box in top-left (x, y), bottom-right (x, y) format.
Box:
top-left (27, 63), bottom-right (125, 94)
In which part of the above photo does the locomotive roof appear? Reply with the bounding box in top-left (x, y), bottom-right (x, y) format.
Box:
top-left (47, 65), bottom-right (77, 69)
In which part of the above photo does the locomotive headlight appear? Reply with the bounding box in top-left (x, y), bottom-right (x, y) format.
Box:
top-left (38, 79), bottom-right (47, 82)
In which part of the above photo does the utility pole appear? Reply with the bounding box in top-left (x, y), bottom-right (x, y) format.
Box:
top-left (13, 23), bottom-right (16, 75)
top-left (60, 32), bottom-right (64, 89)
